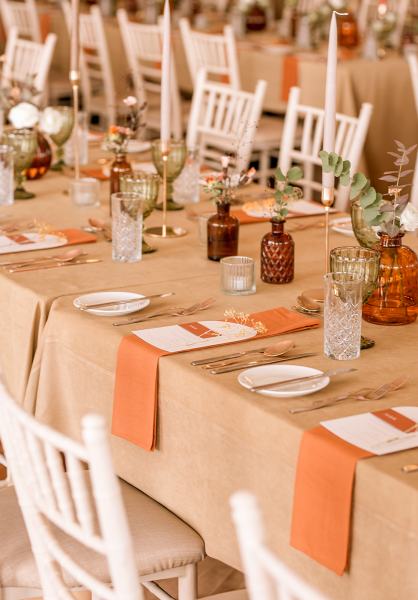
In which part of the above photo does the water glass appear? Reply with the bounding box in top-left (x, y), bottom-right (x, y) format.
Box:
top-left (324, 272), bottom-right (363, 361)
top-left (111, 192), bottom-right (143, 263)
top-left (173, 147), bottom-right (200, 205)
top-left (70, 177), bottom-right (100, 207)
top-left (220, 256), bottom-right (256, 295)
top-left (0, 145), bottom-right (14, 206)
top-left (64, 111), bottom-right (89, 167)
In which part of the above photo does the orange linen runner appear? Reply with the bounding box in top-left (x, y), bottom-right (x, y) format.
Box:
top-left (281, 55), bottom-right (299, 102)
top-left (61, 229), bottom-right (97, 246)
top-left (112, 307), bottom-right (320, 451)
top-left (291, 409), bottom-right (417, 575)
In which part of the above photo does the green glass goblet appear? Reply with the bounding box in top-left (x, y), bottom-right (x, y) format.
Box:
top-left (49, 107), bottom-right (74, 171)
top-left (3, 129), bottom-right (37, 200)
top-left (151, 139), bottom-right (186, 211)
top-left (120, 171), bottom-right (160, 254)
top-left (330, 246), bottom-right (381, 348)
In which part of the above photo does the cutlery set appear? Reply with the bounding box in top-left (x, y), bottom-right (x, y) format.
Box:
top-left (0, 248), bottom-right (101, 272)
top-left (112, 297), bottom-right (216, 326)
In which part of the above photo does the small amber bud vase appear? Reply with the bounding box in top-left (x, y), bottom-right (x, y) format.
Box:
top-left (260, 219), bottom-right (294, 284)
top-left (109, 153), bottom-right (132, 215)
top-left (207, 202), bottom-right (239, 262)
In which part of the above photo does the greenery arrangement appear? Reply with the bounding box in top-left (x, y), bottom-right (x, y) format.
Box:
top-left (319, 140), bottom-right (418, 236)
top-left (202, 157), bottom-right (256, 205)
top-left (273, 165), bottom-right (303, 221)
top-left (104, 96), bottom-right (146, 155)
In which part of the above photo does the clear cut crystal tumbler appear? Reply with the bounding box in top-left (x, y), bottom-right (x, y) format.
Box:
top-left (324, 272), bottom-right (363, 360)
top-left (111, 192), bottom-right (143, 263)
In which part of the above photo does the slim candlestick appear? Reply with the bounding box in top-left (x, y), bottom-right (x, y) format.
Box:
top-left (69, 0), bottom-right (80, 182)
top-left (160, 0), bottom-right (171, 146)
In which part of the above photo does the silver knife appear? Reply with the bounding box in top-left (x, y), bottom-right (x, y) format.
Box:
top-left (249, 367), bottom-right (357, 392)
top-left (210, 353), bottom-right (317, 374)
top-left (8, 258), bottom-right (102, 273)
top-left (191, 346), bottom-right (269, 366)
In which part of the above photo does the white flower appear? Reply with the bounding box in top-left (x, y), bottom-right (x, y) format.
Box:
top-left (400, 204), bottom-right (418, 232)
top-left (123, 96), bottom-right (137, 107)
top-left (39, 107), bottom-right (65, 135)
top-left (329, 0), bottom-right (345, 9)
top-left (8, 102), bottom-right (39, 129)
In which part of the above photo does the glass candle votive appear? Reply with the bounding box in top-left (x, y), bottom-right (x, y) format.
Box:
top-left (0, 145), bottom-right (14, 206)
top-left (220, 256), bottom-right (256, 295)
top-left (111, 192), bottom-right (143, 263)
top-left (70, 177), bottom-right (100, 207)
top-left (324, 272), bottom-right (363, 361)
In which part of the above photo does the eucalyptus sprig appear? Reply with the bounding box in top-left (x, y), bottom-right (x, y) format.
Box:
top-left (273, 165), bottom-right (303, 221)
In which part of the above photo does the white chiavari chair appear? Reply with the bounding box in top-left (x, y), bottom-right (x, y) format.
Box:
top-left (278, 86), bottom-right (373, 211)
top-left (295, 0), bottom-right (323, 13)
top-left (230, 491), bottom-right (328, 600)
top-left (186, 68), bottom-right (266, 172)
top-left (0, 0), bottom-right (41, 43)
top-left (76, 5), bottom-right (116, 127)
top-left (117, 8), bottom-right (183, 139)
top-left (1, 27), bottom-right (57, 105)
top-left (179, 18), bottom-right (241, 89)
top-left (406, 51), bottom-right (418, 207)
top-left (179, 18), bottom-right (286, 185)
top-left (0, 378), bottom-right (204, 600)
top-left (358, 0), bottom-right (410, 48)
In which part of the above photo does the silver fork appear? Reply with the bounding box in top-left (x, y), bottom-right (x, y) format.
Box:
top-left (112, 298), bottom-right (216, 327)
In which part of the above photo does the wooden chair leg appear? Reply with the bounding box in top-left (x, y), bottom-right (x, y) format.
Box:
top-left (178, 564), bottom-right (197, 600)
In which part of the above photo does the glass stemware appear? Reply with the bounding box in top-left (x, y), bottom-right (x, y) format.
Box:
top-left (151, 139), bottom-right (186, 211)
top-left (49, 107), bottom-right (74, 171)
top-left (120, 171), bottom-right (160, 253)
top-left (3, 129), bottom-right (37, 200)
top-left (330, 246), bottom-right (381, 347)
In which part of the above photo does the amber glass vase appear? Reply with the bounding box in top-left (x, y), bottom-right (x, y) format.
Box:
top-left (337, 12), bottom-right (359, 48)
top-left (109, 153), bottom-right (132, 215)
top-left (207, 202), bottom-right (239, 262)
top-left (261, 220), bottom-right (294, 284)
top-left (25, 131), bottom-right (52, 180)
top-left (245, 3), bottom-right (267, 31)
top-left (363, 232), bottom-right (418, 325)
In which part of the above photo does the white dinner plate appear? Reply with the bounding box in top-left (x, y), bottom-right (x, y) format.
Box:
top-left (330, 217), bottom-right (355, 237)
top-left (73, 291), bottom-right (150, 317)
top-left (238, 364), bottom-right (330, 398)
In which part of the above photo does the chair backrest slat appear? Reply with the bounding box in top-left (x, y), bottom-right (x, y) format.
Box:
top-left (187, 68), bottom-right (266, 172)
top-left (279, 86), bottom-right (373, 210)
top-left (0, 379), bottom-right (143, 599)
top-left (0, 0), bottom-right (41, 42)
top-left (231, 491), bottom-right (329, 600)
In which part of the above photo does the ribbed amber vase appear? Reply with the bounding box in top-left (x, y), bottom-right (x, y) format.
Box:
top-left (260, 220), bottom-right (294, 284)
top-left (363, 232), bottom-right (418, 325)
top-left (110, 153), bottom-right (132, 215)
top-left (207, 202), bottom-right (239, 262)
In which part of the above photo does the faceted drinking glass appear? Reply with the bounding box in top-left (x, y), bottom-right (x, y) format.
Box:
top-left (151, 139), bottom-right (186, 211)
top-left (120, 171), bottom-right (160, 253)
top-left (324, 272), bottom-right (363, 361)
top-left (329, 246), bottom-right (380, 302)
top-left (0, 145), bottom-right (15, 205)
top-left (111, 192), bottom-right (143, 263)
top-left (3, 129), bottom-right (37, 200)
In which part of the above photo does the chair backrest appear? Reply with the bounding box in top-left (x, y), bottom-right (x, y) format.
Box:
top-left (1, 27), bottom-right (56, 103)
top-left (0, 378), bottom-right (143, 600)
top-left (187, 68), bottom-right (266, 172)
top-left (79, 5), bottom-right (116, 127)
top-left (0, 0), bottom-right (41, 42)
top-left (406, 51), bottom-right (418, 207)
top-left (179, 17), bottom-right (241, 89)
top-left (117, 8), bottom-right (182, 139)
top-left (358, 0), bottom-right (410, 47)
top-left (230, 491), bottom-right (328, 600)
top-left (279, 86), bottom-right (373, 210)
top-left (295, 0), bottom-right (323, 13)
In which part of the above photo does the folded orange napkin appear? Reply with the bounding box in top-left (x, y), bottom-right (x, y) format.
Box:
top-left (291, 409), bottom-right (417, 574)
top-left (59, 229), bottom-right (97, 246)
top-left (281, 55), bottom-right (299, 102)
top-left (81, 168), bottom-right (109, 181)
top-left (232, 209), bottom-right (270, 224)
top-left (112, 307), bottom-right (320, 451)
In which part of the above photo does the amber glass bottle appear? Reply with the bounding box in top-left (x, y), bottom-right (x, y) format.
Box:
top-left (261, 220), bottom-right (294, 284)
top-left (110, 153), bottom-right (132, 215)
top-left (207, 202), bottom-right (239, 262)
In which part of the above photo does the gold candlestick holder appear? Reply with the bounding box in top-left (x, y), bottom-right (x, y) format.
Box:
top-left (321, 185), bottom-right (335, 273)
top-left (70, 69), bottom-right (80, 181)
top-left (145, 143), bottom-right (187, 238)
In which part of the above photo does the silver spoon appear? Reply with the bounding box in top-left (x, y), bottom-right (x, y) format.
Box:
top-left (201, 339), bottom-right (295, 369)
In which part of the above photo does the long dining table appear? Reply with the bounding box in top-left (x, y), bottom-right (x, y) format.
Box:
top-left (1, 155), bottom-right (418, 599)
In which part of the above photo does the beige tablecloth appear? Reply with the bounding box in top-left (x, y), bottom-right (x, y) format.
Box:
top-left (2, 160), bottom-right (418, 598)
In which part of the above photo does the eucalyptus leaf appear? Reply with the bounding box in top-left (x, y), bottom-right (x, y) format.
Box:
top-left (319, 150), bottom-right (331, 172)
top-left (406, 144), bottom-right (418, 155)
top-left (360, 187), bottom-right (377, 207)
top-left (287, 166), bottom-right (303, 181)
top-left (340, 174), bottom-right (351, 187)
top-left (363, 205), bottom-right (381, 223)
top-left (399, 169), bottom-right (414, 178)
top-left (275, 167), bottom-right (286, 182)
top-left (388, 151), bottom-right (401, 159)
top-left (395, 139), bottom-right (406, 150)
top-left (379, 175), bottom-right (398, 182)
top-left (395, 158), bottom-right (409, 166)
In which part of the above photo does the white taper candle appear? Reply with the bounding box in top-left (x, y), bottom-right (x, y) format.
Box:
top-left (160, 0), bottom-right (171, 150)
top-left (70, 0), bottom-right (80, 74)
top-left (322, 11), bottom-right (337, 189)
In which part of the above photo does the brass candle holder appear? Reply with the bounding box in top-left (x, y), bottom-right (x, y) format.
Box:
top-left (70, 69), bottom-right (80, 181)
top-left (321, 185), bottom-right (335, 272)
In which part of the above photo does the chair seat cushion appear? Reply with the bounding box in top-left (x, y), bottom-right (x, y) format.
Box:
top-left (0, 479), bottom-right (204, 589)
top-left (253, 115), bottom-right (284, 149)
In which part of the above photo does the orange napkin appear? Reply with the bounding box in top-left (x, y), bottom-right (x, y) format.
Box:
top-left (281, 55), bottom-right (299, 102)
top-left (81, 168), bottom-right (109, 181)
top-left (291, 408), bottom-right (417, 574)
top-left (112, 307), bottom-right (320, 451)
top-left (232, 209), bottom-right (270, 224)
top-left (59, 229), bottom-right (97, 246)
